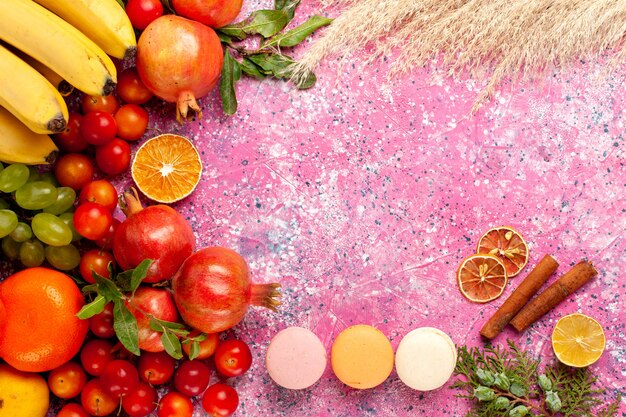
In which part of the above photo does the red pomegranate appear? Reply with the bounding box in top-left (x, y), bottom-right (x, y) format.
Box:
top-left (113, 188), bottom-right (195, 283)
top-left (126, 287), bottom-right (180, 352)
top-left (172, 246), bottom-right (281, 333)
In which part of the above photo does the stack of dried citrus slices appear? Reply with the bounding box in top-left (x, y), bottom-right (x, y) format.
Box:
top-left (457, 226), bottom-right (529, 303)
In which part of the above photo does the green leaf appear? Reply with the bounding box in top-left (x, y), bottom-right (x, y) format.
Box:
top-left (220, 51), bottom-right (241, 115)
top-left (94, 273), bottom-right (123, 301)
top-left (245, 10), bottom-right (290, 38)
top-left (149, 316), bottom-right (187, 332)
top-left (161, 331), bottom-right (183, 360)
top-left (113, 300), bottom-right (139, 355)
top-left (266, 15), bottom-right (332, 48)
top-left (275, 0), bottom-right (301, 19)
top-left (247, 53), bottom-right (293, 78)
top-left (130, 259), bottom-right (152, 294)
top-left (217, 32), bottom-right (235, 44)
top-left (76, 295), bottom-right (107, 319)
top-left (217, 26), bottom-right (248, 41)
top-left (113, 259), bottom-right (151, 293)
top-left (114, 270), bottom-right (132, 292)
top-left (188, 340), bottom-right (201, 360)
top-left (240, 58), bottom-right (266, 78)
top-left (81, 284), bottom-right (98, 294)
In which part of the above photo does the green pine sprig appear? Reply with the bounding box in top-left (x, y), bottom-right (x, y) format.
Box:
top-left (452, 340), bottom-right (621, 417)
top-left (76, 259), bottom-right (206, 360)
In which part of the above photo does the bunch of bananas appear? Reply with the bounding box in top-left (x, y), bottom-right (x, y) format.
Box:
top-left (0, 0), bottom-right (136, 165)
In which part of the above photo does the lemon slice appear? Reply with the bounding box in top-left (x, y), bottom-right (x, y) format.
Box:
top-left (552, 313), bottom-right (605, 368)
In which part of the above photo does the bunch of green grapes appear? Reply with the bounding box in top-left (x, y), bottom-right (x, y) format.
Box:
top-left (0, 162), bottom-right (81, 270)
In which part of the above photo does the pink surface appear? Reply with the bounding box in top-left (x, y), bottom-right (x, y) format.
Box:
top-left (157, 11), bottom-right (626, 411)
top-left (160, 3), bottom-right (624, 413)
top-left (1, 0), bottom-right (624, 415)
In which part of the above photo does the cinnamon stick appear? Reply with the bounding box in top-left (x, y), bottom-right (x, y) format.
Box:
top-left (510, 260), bottom-right (597, 332)
top-left (480, 254), bottom-right (559, 339)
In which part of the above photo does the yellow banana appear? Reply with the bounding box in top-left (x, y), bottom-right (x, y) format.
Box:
top-left (0, 0), bottom-right (117, 97)
top-left (0, 105), bottom-right (58, 165)
top-left (34, 0), bottom-right (136, 60)
top-left (15, 51), bottom-right (74, 97)
top-left (0, 44), bottom-right (68, 134)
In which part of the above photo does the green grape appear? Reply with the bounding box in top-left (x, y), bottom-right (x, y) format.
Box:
top-left (31, 213), bottom-right (72, 246)
top-left (19, 239), bottom-right (45, 267)
top-left (39, 171), bottom-right (60, 186)
top-left (0, 162), bottom-right (4, 172)
top-left (9, 221), bottom-right (32, 242)
top-left (58, 212), bottom-right (81, 242)
top-left (27, 166), bottom-right (41, 182)
top-left (45, 244), bottom-right (81, 271)
top-left (15, 181), bottom-right (59, 210)
top-left (0, 209), bottom-right (18, 238)
top-left (0, 163), bottom-right (30, 192)
top-left (0, 199), bottom-right (9, 210)
top-left (43, 187), bottom-right (76, 215)
top-left (2, 236), bottom-right (21, 260)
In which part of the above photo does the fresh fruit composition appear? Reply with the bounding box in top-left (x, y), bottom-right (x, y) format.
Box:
top-left (0, 0), bottom-right (617, 415)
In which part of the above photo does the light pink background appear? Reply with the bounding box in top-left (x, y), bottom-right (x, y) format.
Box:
top-left (111, 1), bottom-right (626, 414)
top-left (3, 0), bottom-right (625, 415)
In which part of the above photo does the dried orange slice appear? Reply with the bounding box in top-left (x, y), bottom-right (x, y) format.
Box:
top-left (552, 313), bottom-right (605, 368)
top-left (131, 134), bottom-right (202, 203)
top-left (457, 254), bottom-right (508, 303)
top-left (476, 226), bottom-right (529, 278)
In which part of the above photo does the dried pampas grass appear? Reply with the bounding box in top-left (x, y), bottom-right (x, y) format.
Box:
top-left (291, 0), bottom-right (626, 110)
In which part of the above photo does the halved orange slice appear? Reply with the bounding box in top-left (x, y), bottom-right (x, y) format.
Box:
top-left (476, 226), bottom-right (529, 278)
top-left (552, 313), bottom-right (605, 368)
top-left (457, 254), bottom-right (508, 303)
top-left (131, 134), bottom-right (202, 204)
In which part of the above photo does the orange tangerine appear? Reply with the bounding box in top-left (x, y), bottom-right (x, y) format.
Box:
top-left (552, 313), bottom-right (605, 368)
top-left (0, 267), bottom-right (88, 372)
top-left (457, 254), bottom-right (508, 303)
top-left (131, 134), bottom-right (202, 203)
top-left (476, 226), bottom-right (529, 277)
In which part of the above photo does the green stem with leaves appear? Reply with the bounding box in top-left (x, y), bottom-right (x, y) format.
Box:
top-left (77, 259), bottom-right (207, 360)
